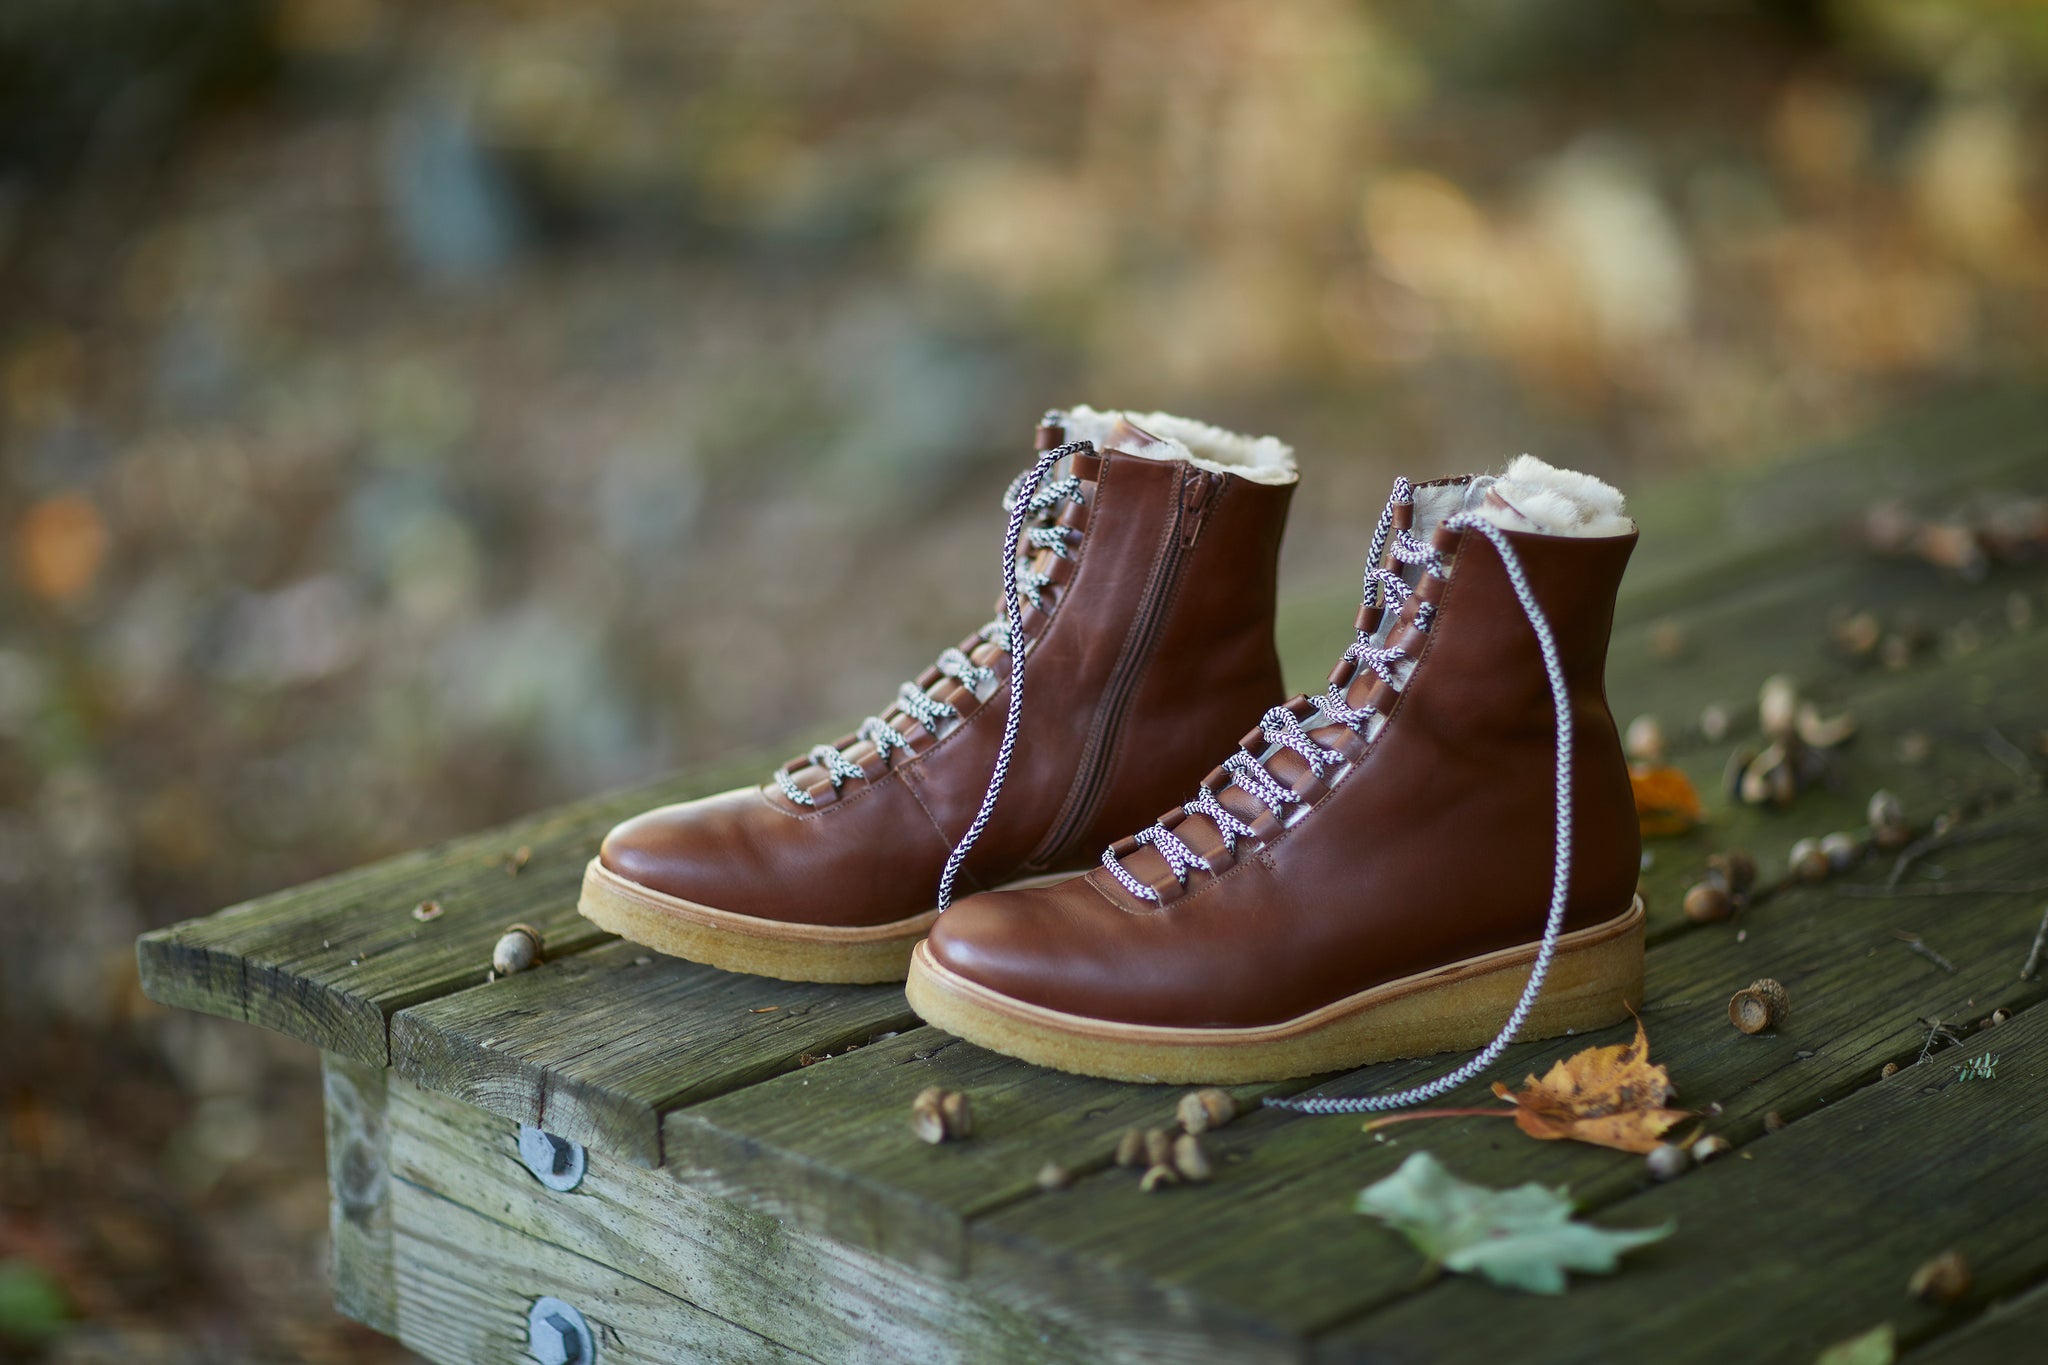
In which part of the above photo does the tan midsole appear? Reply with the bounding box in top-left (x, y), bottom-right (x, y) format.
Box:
top-left (579, 858), bottom-right (1072, 945)
top-left (904, 897), bottom-right (1645, 1082)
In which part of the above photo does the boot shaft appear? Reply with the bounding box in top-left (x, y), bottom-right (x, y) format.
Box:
top-left (916, 414), bottom-right (1297, 885)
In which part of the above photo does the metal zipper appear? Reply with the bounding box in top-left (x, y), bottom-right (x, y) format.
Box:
top-left (1026, 466), bottom-right (1225, 870)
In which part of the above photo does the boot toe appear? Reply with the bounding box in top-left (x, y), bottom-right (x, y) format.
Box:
top-left (926, 880), bottom-right (1136, 1017)
top-left (598, 788), bottom-right (770, 911)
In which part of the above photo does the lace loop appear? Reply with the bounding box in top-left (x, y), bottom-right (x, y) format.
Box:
top-left (774, 445), bottom-right (1089, 811)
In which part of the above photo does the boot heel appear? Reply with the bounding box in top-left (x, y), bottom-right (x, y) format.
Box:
top-left (1386, 896), bottom-right (1646, 1056)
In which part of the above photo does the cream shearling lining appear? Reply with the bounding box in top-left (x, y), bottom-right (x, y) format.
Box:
top-left (1061, 406), bottom-right (1297, 486)
top-left (1471, 455), bottom-right (1632, 539)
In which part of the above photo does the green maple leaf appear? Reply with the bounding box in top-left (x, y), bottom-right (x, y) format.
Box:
top-left (1356, 1152), bottom-right (1673, 1295)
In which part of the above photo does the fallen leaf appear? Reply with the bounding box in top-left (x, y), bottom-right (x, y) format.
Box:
top-left (1492, 1017), bottom-right (1693, 1154)
top-left (1630, 763), bottom-right (1702, 837)
top-left (1815, 1323), bottom-right (1895, 1365)
top-left (1356, 1152), bottom-right (1672, 1295)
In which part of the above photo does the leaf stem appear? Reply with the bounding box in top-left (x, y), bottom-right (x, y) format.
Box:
top-left (1361, 1107), bottom-right (1515, 1133)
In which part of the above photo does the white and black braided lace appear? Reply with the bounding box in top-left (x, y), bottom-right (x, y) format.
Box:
top-left (774, 443), bottom-right (1089, 821)
top-left (1091, 476), bottom-right (1579, 1115)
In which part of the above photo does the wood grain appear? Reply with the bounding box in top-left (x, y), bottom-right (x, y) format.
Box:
top-left (389, 1176), bottom-right (811, 1365)
top-left (386, 1071), bottom-right (1115, 1363)
top-left (390, 938), bottom-right (920, 1165)
top-left (1318, 994), bottom-right (2048, 1362)
top-left (138, 758), bottom-right (760, 1063)
top-left (322, 1053), bottom-right (396, 1335)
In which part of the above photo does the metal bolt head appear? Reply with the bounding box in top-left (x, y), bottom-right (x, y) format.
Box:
top-left (527, 1297), bottom-right (593, 1365)
top-left (518, 1127), bottom-right (586, 1192)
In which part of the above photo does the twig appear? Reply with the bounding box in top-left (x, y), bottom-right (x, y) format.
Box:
top-left (1916, 1017), bottom-right (1962, 1065)
top-left (2022, 905), bottom-right (2048, 981)
top-left (1895, 931), bottom-right (1957, 973)
top-left (1360, 1108), bottom-right (1515, 1133)
top-left (1836, 878), bottom-right (2048, 898)
top-left (1886, 819), bottom-right (2031, 890)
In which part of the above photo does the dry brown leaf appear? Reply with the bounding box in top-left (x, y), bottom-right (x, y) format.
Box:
top-left (1629, 763), bottom-right (1702, 837)
top-left (1491, 1018), bottom-right (1692, 1154)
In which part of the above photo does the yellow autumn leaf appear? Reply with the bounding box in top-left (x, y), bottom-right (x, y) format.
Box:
top-left (1491, 1018), bottom-right (1693, 1154)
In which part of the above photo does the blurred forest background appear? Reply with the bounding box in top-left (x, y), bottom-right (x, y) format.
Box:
top-left (3, 0), bottom-right (2046, 1358)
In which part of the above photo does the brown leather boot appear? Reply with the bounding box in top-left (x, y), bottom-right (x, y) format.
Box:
top-left (907, 459), bottom-right (1645, 1094)
top-left (579, 408), bottom-right (1297, 983)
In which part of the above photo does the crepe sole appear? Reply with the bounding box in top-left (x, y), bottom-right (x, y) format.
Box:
top-left (903, 897), bottom-right (1646, 1083)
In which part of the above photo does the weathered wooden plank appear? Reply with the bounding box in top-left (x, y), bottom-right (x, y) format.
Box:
top-left (980, 807), bottom-right (2048, 1355)
top-left (138, 756), bottom-right (761, 1063)
top-left (385, 1071), bottom-right (1122, 1363)
top-left (660, 616), bottom-right (2045, 1280)
top-left (668, 1028), bottom-right (1285, 1278)
top-left (322, 1052), bottom-right (396, 1335)
top-left (389, 1177), bottom-right (811, 1365)
top-left (1317, 993), bottom-right (2048, 1362)
top-left (1909, 1274), bottom-right (2048, 1363)
top-left (390, 939), bottom-right (919, 1165)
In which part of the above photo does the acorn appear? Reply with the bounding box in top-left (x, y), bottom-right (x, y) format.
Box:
top-left (1908, 1250), bottom-right (1972, 1305)
top-left (1171, 1134), bottom-right (1213, 1184)
top-left (1683, 882), bottom-right (1733, 924)
top-left (1833, 610), bottom-right (1882, 659)
top-left (1691, 1135), bottom-right (1731, 1163)
top-left (910, 1087), bottom-right (972, 1143)
top-left (1142, 1127), bottom-right (1175, 1171)
top-left (1177, 1088), bottom-right (1239, 1135)
top-left (492, 923), bottom-right (543, 976)
top-left (1740, 743), bottom-right (1798, 807)
top-left (1139, 1163), bottom-right (1180, 1193)
top-left (1763, 1110), bottom-right (1786, 1133)
top-left (1113, 1127), bottom-right (1147, 1168)
top-left (1867, 790), bottom-right (1911, 850)
top-left (1787, 838), bottom-right (1829, 883)
top-left (1819, 831), bottom-right (1863, 873)
top-left (1728, 978), bottom-right (1790, 1035)
top-left (1625, 715), bottom-right (1668, 765)
top-left (1646, 1143), bottom-right (1690, 1181)
top-left (1796, 702), bottom-right (1857, 750)
top-left (1036, 1162), bottom-right (1073, 1192)
top-left (1694, 704), bottom-right (1729, 746)
top-left (1758, 674), bottom-right (1800, 742)
top-left (1707, 849), bottom-right (1758, 895)
top-left (1881, 1062), bottom-right (1900, 1080)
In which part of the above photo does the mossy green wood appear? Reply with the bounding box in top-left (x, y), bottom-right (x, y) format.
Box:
top-left (136, 759), bottom-right (760, 1064)
top-left (389, 938), bottom-right (920, 1165)
top-left (661, 618), bottom-right (2044, 1279)
top-left (1908, 1276), bottom-right (2048, 1364)
top-left (385, 1072), bottom-right (1124, 1364)
top-left (974, 817), bottom-right (2048, 1354)
top-left (389, 1179), bottom-right (810, 1365)
top-left (1319, 995), bottom-right (2048, 1363)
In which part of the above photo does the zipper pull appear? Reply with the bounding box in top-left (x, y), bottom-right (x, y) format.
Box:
top-left (1181, 468), bottom-right (1224, 548)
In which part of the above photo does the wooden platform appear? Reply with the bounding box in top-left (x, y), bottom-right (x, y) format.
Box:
top-left (140, 391), bottom-right (2048, 1363)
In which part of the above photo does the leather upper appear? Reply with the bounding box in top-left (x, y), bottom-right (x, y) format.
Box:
top-left (924, 511), bottom-right (1641, 1028)
top-left (599, 422), bottom-right (1296, 928)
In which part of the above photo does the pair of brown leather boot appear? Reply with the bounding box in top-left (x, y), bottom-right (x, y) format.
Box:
top-left (580, 408), bottom-right (1644, 1103)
